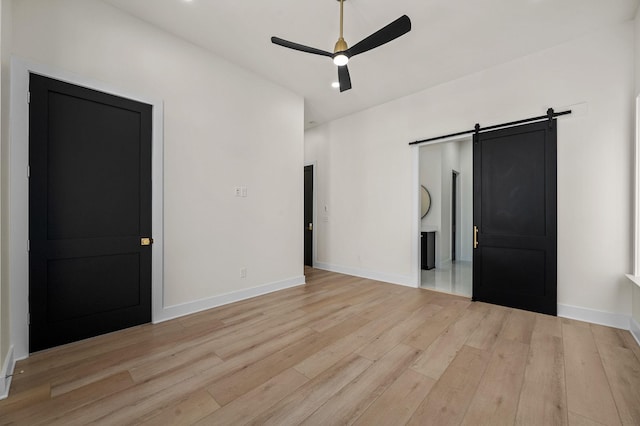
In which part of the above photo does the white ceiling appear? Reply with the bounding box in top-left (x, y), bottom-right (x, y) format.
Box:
top-left (101, 0), bottom-right (639, 128)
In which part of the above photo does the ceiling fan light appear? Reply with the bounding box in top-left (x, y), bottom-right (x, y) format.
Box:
top-left (333, 53), bottom-right (349, 66)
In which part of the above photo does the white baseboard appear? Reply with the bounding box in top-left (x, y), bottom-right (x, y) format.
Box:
top-left (0, 346), bottom-right (15, 400)
top-left (631, 317), bottom-right (640, 347)
top-left (314, 262), bottom-right (417, 288)
top-left (153, 275), bottom-right (306, 323)
top-left (558, 304), bottom-right (630, 330)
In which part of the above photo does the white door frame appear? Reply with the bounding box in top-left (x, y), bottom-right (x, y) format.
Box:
top-left (9, 57), bottom-right (164, 360)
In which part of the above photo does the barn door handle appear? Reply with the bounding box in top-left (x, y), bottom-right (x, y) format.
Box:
top-left (141, 237), bottom-right (154, 246)
top-left (473, 226), bottom-right (478, 249)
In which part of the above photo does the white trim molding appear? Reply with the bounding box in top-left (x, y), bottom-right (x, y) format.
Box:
top-left (0, 346), bottom-right (15, 400)
top-left (154, 275), bottom-right (305, 323)
top-left (631, 317), bottom-right (640, 347)
top-left (558, 304), bottom-right (630, 330)
top-left (314, 262), bottom-right (417, 288)
top-left (9, 57), bottom-right (164, 360)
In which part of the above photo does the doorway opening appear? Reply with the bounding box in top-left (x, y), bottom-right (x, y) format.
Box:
top-left (9, 59), bottom-right (164, 360)
top-left (418, 138), bottom-right (473, 297)
top-left (452, 170), bottom-right (459, 262)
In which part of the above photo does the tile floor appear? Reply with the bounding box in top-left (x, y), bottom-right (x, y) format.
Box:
top-left (420, 260), bottom-right (472, 297)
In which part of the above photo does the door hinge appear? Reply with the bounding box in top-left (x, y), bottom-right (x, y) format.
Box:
top-left (27, 91), bottom-right (31, 104)
top-left (27, 166), bottom-right (30, 178)
top-left (28, 313), bottom-right (30, 325)
top-left (27, 240), bottom-right (30, 252)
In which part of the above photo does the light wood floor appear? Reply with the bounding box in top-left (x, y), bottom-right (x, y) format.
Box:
top-left (2, 268), bottom-right (640, 425)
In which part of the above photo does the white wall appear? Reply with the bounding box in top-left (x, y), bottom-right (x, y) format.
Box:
top-left (0, 0), bottom-right (9, 373)
top-left (305, 21), bottom-right (635, 319)
top-left (5, 0), bottom-right (304, 355)
top-left (632, 7), bottom-right (640, 328)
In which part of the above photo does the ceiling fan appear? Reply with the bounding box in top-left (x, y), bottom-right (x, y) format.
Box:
top-left (271, 0), bottom-right (411, 92)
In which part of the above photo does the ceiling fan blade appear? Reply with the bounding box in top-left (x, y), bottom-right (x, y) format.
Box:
top-left (271, 37), bottom-right (333, 58)
top-left (348, 15), bottom-right (411, 57)
top-left (338, 65), bottom-right (352, 92)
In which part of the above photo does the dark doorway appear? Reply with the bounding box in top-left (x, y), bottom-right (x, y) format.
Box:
top-left (472, 120), bottom-right (557, 315)
top-left (451, 170), bottom-right (458, 262)
top-left (29, 74), bottom-right (153, 352)
top-left (304, 165), bottom-right (313, 267)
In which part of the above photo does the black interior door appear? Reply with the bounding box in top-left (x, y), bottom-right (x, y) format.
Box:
top-left (29, 74), bottom-right (152, 352)
top-left (472, 120), bottom-right (557, 315)
top-left (304, 165), bottom-right (313, 267)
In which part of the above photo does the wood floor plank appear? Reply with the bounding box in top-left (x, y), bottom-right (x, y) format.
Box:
top-left (194, 368), bottom-right (309, 425)
top-left (515, 319), bottom-right (568, 426)
top-left (563, 321), bottom-right (621, 426)
top-left (403, 298), bottom-right (470, 350)
top-left (43, 353), bottom-right (224, 425)
top-left (501, 309), bottom-right (536, 344)
top-left (0, 382), bottom-right (50, 413)
top-left (294, 309), bottom-right (406, 379)
top-left (306, 290), bottom-right (390, 333)
top-left (352, 369), bottom-right (436, 426)
top-left (207, 315), bottom-right (370, 405)
top-left (591, 325), bottom-right (640, 425)
top-left (50, 324), bottom-right (227, 395)
top-left (137, 389), bottom-right (221, 426)
top-left (356, 303), bottom-right (442, 361)
top-left (250, 353), bottom-right (373, 426)
top-left (410, 304), bottom-right (488, 380)
top-left (531, 313), bottom-right (563, 338)
top-left (210, 303), bottom-right (345, 360)
top-left (461, 338), bottom-right (529, 425)
top-left (406, 345), bottom-right (490, 426)
top-left (465, 304), bottom-right (510, 351)
top-left (1, 372), bottom-right (133, 425)
top-left (300, 344), bottom-right (422, 425)
top-left (128, 342), bottom-right (223, 383)
top-left (568, 411), bottom-right (609, 426)
top-left (9, 321), bottom-right (187, 395)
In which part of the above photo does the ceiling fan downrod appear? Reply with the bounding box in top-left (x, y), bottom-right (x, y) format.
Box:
top-left (334, 0), bottom-right (348, 54)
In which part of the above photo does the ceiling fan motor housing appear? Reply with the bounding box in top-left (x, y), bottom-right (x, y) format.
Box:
top-left (334, 37), bottom-right (348, 54)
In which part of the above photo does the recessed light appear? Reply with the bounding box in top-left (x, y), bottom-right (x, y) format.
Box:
top-left (331, 82), bottom-right (340, 89)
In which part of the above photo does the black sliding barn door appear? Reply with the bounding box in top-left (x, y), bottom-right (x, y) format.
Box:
top-left (29, 74), bottom-right (153, 352)
top-left (472, 120), bottom-right (557, 315)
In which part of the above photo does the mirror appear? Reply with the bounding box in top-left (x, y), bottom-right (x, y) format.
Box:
top-left (421, 185), bottom-right (431, 218)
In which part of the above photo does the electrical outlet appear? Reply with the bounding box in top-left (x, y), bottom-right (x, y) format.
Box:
top-left (241, 186), bottom-right (248, 197)
top-left (240, 267), bottom-right (247, 278)
top-left (234, 187), bottom-right (241, 197)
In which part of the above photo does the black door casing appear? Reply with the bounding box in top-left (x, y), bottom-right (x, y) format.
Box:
top-left (472, 120), bottom-right (557, 315)
top-left (29, 74), bottom-right (152, 352)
